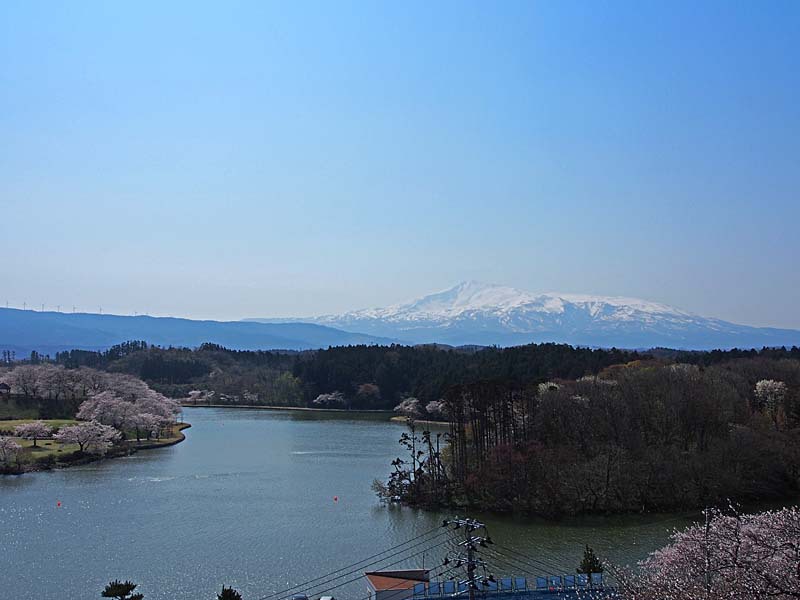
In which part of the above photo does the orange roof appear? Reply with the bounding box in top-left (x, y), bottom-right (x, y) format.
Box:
top-left (365, 570), bottom-right (429, 592)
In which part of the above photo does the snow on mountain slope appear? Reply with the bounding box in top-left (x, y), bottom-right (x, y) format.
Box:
top-left (249, 282), bottom-right (800, 350)
top-left (344, 281), bottom-right (692, 322)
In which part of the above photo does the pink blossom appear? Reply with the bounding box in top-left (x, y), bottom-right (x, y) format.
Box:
top-left (616, 506), bottom-right (800, 599)
top-left (13, 421), bottom-right (53, 446)
top-left (0, 437), bottom-right (22, 463)
top-left (54, 421), bottom-right (121, 455)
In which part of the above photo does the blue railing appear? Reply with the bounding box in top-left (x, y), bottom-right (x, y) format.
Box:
top-left (412, 573), bottom-right (610, 598)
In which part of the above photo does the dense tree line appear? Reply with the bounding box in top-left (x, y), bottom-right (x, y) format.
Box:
top-left (652, 345), bottom-right (800, 366)
top-left (293, 343), bottom-right (643, 408)
top-left (49, 341), bottom-right (647, 409)
top-left (55, 342), bottom-right (302, 405)
top-left (409, 357), bottom-right (800, 516)
top-left (49, 342), bottom-right (800, 414)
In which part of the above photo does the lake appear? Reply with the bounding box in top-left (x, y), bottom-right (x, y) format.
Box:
top-left (0, 407), bottom-right (696, 600)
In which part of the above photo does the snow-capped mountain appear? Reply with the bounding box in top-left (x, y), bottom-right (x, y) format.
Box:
top-left (247, 281), bottom-right (800, 350)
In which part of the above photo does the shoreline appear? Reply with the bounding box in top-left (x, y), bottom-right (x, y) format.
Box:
top-left (389, 415), bottom-right (449, 426)
top-left (129, 422), bottom-right (192, 450)
top-left (1, 422), bottom-right (192, 475)
top-left (180, 403), bottom-right (395, 414)
top-left (180, 404), bottom-right (448, 426)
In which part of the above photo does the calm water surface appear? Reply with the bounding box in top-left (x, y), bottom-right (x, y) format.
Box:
top-left (0, 408), bottom-right (696, 599)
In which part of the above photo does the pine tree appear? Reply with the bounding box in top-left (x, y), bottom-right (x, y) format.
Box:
top-left (577, 545), bottom-right (604, 574)
top-left (101, 580), bottom-right (144, 600)
top-left (218, 586), bottom-right (243, 600)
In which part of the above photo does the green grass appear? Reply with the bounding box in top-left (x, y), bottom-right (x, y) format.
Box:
top-left (1, 419), bottom-right (81, 465)
top-left (3, 421), bottom-right (190, 469)
top-left (10, 437), bottom-right (81, 462)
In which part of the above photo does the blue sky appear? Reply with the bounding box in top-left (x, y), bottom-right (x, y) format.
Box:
top-left (1, 1), bottom-right (798, 327)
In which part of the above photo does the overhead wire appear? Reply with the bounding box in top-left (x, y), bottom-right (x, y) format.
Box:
top-left (257, 519), bottom-right (615, 600)
top-left (267, 535), bottom-right (458, 600)
top-left (481, 547), bottom-right (549, 578)
top-left (493, 543), bottom-right (567, 575)
top-left (255, 526), bottom-right (450, 600)
top-left (347, 564), bottom-right (463, 600)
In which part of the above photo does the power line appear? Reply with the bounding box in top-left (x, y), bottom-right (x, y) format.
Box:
top-left (482, 547), bottom-right (550, 578)
top-left (488, 544), bottom-right (564, 576)
top-left (441, 517), bottom-right (493, 600)
top-left (269, 536), bottom-right (457, 600)
top-left (257, 519), bottom-right (609, 600)
top-left (343, 562), bottom-right (462, 600)
top-left (256, 527), bottom-right (451, 600)
top-left (492, 544), bottom-right (565, 576)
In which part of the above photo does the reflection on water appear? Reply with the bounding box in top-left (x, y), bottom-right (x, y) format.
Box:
top-left (0, 407), bottom-right (694, 600)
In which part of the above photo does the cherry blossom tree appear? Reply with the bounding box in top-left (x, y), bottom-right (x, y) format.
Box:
top-left (357, 383), bottom-right (381, 404)
top-left (134, 389), bottom-right (180, 422)
top-left (755, 379), bottom-right (788, 427)
top-left (77, 367), bottom-right (109, 396)
top-left (0, 437), bottom-right (21, 464)
top-left (755, 379), bottom-right (787, 407)
top-left (129, 413), bottom-right (161, 441)
top-left (13, 421), bottom-right (53, 447)
top-left (424, 400), bottom-right (447, 419)
top-left (37, 364), bottom-right (79, 400)
top-left (77, 391), bottom-right (138, 432)
top-left (76, 381), bottom-right (180, 440)
top-left (313, 391), bottom-right (346, 408)
top-left (103, 373), bottom-right (152, 402)
top-left (2, 365), bottom-right (40, 397)
top-left (1, 364), bottom-right (111, 400)
top-left (394, 397), bottom-right (421, 417)
top-left (54, 421), bottom-right (121, 455)
top-left (615, 506), bottom-right (800, 599)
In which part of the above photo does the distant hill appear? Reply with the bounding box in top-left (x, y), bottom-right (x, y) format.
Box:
top-left (0, 308), bottom-right (393, 357)
top-left (247, 281), bottom-right (800, 350)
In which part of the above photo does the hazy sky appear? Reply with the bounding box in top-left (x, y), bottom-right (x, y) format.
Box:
top-left (2, 1), bottom-right (798, 327)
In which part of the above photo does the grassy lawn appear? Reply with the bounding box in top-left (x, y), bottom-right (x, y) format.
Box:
top-left (2, 422), bottom-right (190, 470)
top-left (9, 436), bottom-right (81, 462)
top-left (1, 420), bottom-right (81, 465)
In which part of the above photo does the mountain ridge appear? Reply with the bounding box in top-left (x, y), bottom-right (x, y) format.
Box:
top-left (0, 308), bottom-right (394, 357)
top-left (246, 281), bottom-right (800, 350)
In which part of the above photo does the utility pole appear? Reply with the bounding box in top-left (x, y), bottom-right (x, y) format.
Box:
top-left (442, 517), bottom-right (494, 600)
top-left (704, 508), bottom-right (711, 599)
